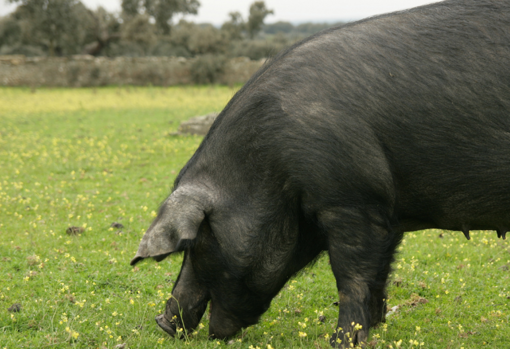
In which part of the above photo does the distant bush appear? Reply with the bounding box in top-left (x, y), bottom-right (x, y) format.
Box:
top-left (171, 21), bottom-right (228, 57)
top-left (190, 54), bottom-right (227, 84)
top-left (107, 41), bottom-right (147, 57)
top-left (151, 41), bottom-right (192, 58)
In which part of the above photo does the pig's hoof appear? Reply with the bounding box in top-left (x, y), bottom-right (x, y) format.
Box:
top-left (155, 314), bottom-right (176, 336)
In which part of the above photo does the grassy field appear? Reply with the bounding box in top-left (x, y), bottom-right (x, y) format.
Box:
top-left (0, 86), bottom-right (509, 349)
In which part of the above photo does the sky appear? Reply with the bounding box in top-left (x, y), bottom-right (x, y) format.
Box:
top-left (1, 0), bottom-right (441, 24)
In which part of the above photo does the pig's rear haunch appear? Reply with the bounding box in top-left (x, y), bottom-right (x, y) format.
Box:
top-left (131, 0), bottom-right (510, 347)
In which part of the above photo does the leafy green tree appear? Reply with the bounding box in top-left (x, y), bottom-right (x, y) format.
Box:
top-left (187, 24), bottom-right (227, 55)
top-left (0, 15), bottom-right (22, 48)
top-left (221, 11), bottom-right (245, 41)
top-left (246, 1), bottom-right (273, 39)
top-left (121, 0), bottom-right (200, 35)
top-left (152, 0), bottom-right (199, 35)
top-left (170, 20), bottom-right (226, 56)
top-left (121, 0), bottom-right (140, 17)
top-left (82, 7), bottom-right (122, 56)
top-left (221, 2), bottom-right (274, 41)
top-left (8, 0), bottom-right (95, 56)
top-left (121, 13), bottom-right (157, 54)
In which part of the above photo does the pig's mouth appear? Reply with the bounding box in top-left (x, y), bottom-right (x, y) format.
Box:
top-left (155, 313), bottom-right (178, 336)
top-left (155, 296), bottom-right (212, 338)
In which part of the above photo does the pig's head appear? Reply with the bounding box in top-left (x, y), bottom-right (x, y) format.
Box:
top-left (129, 165), bottom-right (316, 340)
top-left (130, 184), bottom-right (263, 339)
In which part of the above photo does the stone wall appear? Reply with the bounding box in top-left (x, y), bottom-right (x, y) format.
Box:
top-left (0, 55), bottom-right (265, 87)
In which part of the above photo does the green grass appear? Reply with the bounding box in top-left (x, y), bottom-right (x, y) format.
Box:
top-left (0, 86), bottom-right (509, 348)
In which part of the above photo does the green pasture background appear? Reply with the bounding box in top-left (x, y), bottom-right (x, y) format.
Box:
top-left (0, 87), bottom-right (509, 348)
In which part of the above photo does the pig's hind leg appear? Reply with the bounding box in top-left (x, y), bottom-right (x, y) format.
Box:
top-left (320, 207), bottom-right (399, 348)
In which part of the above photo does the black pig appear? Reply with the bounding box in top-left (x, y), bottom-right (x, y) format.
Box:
top-left (131, 0), bottom-right (510, 347)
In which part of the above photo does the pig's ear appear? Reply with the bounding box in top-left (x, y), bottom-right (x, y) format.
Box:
top-left (130, 191), bottom-right (207, 266)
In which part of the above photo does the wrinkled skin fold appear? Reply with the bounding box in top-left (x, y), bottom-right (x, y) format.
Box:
top-left (131, 1), bottom-right (510, 347)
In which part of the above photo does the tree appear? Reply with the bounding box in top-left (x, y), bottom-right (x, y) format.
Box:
top-left (246, 1), bottom-right (273, 39)
top-left (8, 0), bottom-right (95, 56)
top-left (170, 20), bottom-right (227, 56)
top-left (121, 0), bottom-right (200, 35)
top-left (0, 15), bottom-right (22, 48)
top-left (187, 24), bottom-right (227, 55)
top-left (121, 0), bottom-right (139, 17)
top-left (121, 14), bottom-right (157, 54)
top-left (82, 7), bottom-right (122, 56)
top-left (221, 11), bottom-right (245, 41)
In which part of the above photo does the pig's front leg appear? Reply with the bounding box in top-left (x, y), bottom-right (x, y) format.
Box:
top-left (156, 250), bottom-right (210, 337)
